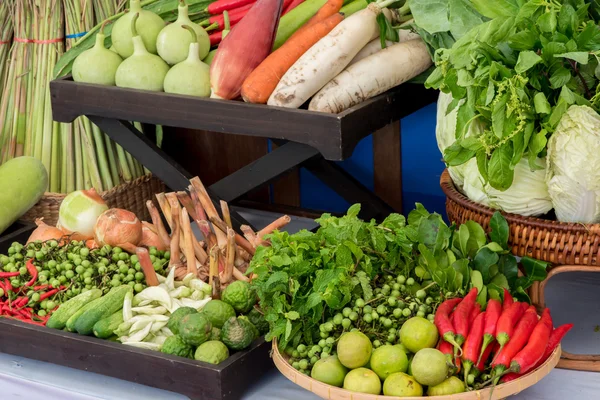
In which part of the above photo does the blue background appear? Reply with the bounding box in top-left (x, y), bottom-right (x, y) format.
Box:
top-left (286, 102), bottom-right (446, 217)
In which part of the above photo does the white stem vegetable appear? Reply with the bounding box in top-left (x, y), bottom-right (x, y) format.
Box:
top-left (348, 28), bottom-right (421, 66)
top-left (309, 39), bottom-right (432, 113)
top-left (267, 3), bottom-right (390, 109)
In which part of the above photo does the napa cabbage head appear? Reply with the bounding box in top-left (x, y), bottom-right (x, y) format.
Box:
top-left (436, 92), bottom-right (485, 191)
top-left (546, 105), bottom-right (600, 223)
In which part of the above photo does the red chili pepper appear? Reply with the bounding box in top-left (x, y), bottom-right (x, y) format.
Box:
top-left (15, 297), bottom-right (29, 308)
top-left (478, 298), bottom-right (501, 364)
top-left (283, 0), bottom-right (304, 14)
top-left (0, 272), bottom-right (21, 278)
top-left (492, 306), bottom-right (540, 371)
top-left (434, 298), bottom-right (463, 354)
top-left (0, 280), bottom-right (5, 294)
top-left (469, 302), bottom-right (481, 327)
top-left (496, 301), bottom-right (526, 348)
top-left (4, 279), bottom-right (12, 293)
top-left (462, 311), bottom-right (486, 382)
top-left (25, 259), bottom-right (38, 287)
top-left (476, 337), bottom-right (495, 372)
top-left (502, 288), bottom-right (513, 311)
top-left (209, 4), bottom-right (253, 27)
top-left (39, 289), bottom-right (59, 301)
top-left (439, 339), bottom-right (461, 372)
top-left (509, 316), bottom-right (552, 374)
top-left (33, 285), bottom-right (50, 291)
top-left (453, 288), bottom-right (478, 346)
top-left (208, 0), bottom-right (256, 14)
top-left (540, 308), bottom-right (553, 331)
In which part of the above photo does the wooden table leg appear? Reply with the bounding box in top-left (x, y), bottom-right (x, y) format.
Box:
top-left (536, 265), bottom-right (600, 372)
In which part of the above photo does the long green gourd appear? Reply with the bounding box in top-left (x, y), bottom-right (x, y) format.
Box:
top-left (272, 0), bottom-right (328, 50)
top-left (0, 157), bottom-right (48, 235)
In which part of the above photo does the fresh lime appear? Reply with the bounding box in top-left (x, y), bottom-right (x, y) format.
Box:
top-left (369, 345), bottom-right (408, 380)
top-left (343, 368), bottom-right (381, 395)
top-left (395, 342), bottom-right (411, 356)
top-left (201, 300), bottom-right (236, 329)
top-left (167, 306), bottom-right (197, 335)
top-left (399, 316), bottom-right (439, 353)
top-left (337, 331), bottom-right (372, 369)
top-left (179, 313), bottom-right (212, 346)
top-left (383, 372), bottom-right (423, 396)
top-left (310, 356), bottom-right (348, 387)
top-left (221, 281), bottom-right (255, 313)
top-left (195, 340), bottom-right (230, 364)
top-left (161, 335), bottom-right (194, 358)
top-left (427, 376), bottom-right (466, 395)
top-left (411, 348), bottom-right (449, 387)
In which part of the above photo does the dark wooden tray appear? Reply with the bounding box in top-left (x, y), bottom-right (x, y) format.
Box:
top-left (0, 225), bottom-right (273, 400)
top-left (50, 76), bottom-right (438, 161)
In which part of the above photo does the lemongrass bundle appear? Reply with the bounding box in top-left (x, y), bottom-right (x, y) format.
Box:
top-left (0, 2), bottom-right (13, 99)
top-left (0, 0), bottom-right (32, 163)
top-left (93, 0), bottom-right (127, 24)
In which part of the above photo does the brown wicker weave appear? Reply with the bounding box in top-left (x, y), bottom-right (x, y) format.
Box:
top-left (440, 169), bottom-right (600, 266)
top-left (19, 174), bottom-right (165, 226)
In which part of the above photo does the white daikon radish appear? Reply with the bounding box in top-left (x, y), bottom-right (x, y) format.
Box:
top-left (267, 3), bottom-right (390, 109)
top-left (309, 39), bottom-right (432, 113)
top-left (349, 28), bottom-right (420, 66)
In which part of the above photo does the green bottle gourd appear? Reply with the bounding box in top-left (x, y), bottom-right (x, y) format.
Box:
top-left (156, 0), bottom-right (210, 65)
top-left (72, 22), bottom-right (123, 86)
top-left (111, 0), bottom-right (164, 58)
top-left (164, 25), bottom-right (210, 97)
top-left (202, 11), bottom-right (231, 66)
top-left (115, 13), bottom-right (170, 92)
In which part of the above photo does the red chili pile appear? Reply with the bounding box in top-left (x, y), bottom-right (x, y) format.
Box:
top-left (0, 259), bottom-right (66, 326)
top-left (435, 288), bottom-right (573, 388)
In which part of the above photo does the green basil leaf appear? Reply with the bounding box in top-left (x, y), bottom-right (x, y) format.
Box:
top-left (444, 142), bottom-right (476, 166)
top-left (470, 0), bottom-right (519, 18)
top-left (537, 11), bottom-right (557, 33)
top-left (492, 94), bottom-right (509, 138)
top-left (515, 50), bottom-right (543, 73)
top-left (548, 98), bottom-right (569, 128)
top-left (488, 143), bottom-right (514, 191)
top-left (409, 0), bottom-right (451, 33)
top-left (558, 4), bottom-right (577, 35)
top-left (529, 129), bottom-right (548, 155)
top-left (509, 29), bottom-right (539, 51)
top-left (534, 92), bottom-right (552, 114)
top-left (549, 67), bottom-right (572, 89)
top-left (476, 150), bottom-right (489, 182)
top-left (554, 51), bottom-right (589, 65)
top-left (448, 0), bottom-right (486, 39)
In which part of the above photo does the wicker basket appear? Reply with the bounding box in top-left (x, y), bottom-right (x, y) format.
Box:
top-left (440, 169), bottom-right (600, 266)
top-left (273, 341), bottom-right (561, 400)
top-left (19, 174), bottom-right (165, 226)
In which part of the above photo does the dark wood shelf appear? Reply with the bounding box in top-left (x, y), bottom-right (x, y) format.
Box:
top-left (50, 76), bottom-right (438, 161)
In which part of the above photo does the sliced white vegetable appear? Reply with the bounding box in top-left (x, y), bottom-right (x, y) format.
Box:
top-left (148, 335), bottom-right (168, 346)
top-left (268, 5), bottom-right (389, 109)
top-left (161, 327), bottom-right (174, 337)
top-left (151, 321), bottom-right (168, 333)
top-left (165, 264), bottom-right (176, 290)
top-left (130, 319), bottom-right (153, 333)
top-left (156, 274), bottom-right (166, 283)
top-left (189, 279), bottom-right (212, 296)
top-left (174, 272), bottom-right (195, 287)
top-left (131, 305), bottom-right (168, 315)
top-left (122, 341), bottom-right (162, 351)
top-left (137, 299), bottom-right (153, 307)
top-left (180, 297), bottom-right (212, 311)
top-left (309, 39), bottom-right (432, 113)
top-left (124, 322), bottom-right (154, 343)
top-left (169, 286), bottom-right (193, 299)
top-left (135, 286), bottom-right (172, 309)
top-left (191, 290), bottom-right (205, 301)
top-left (123, 291), bottom-right (134, 322)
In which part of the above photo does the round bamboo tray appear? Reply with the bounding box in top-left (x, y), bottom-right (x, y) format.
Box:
top-left (440, 169), bottom-right (600, 266)
top-left (19, 174), bottom-right (165, 226)
top-left (273, 342), bottom-right (561, 400)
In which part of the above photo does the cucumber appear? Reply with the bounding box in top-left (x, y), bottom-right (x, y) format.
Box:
top-left (47, 289), bottom-right (102, 330)
top-left (0, 157), bottom-right (48, 235)
top-left (75, 285), bottom-right (132, 335)
top-left (66, 296), bottom-right (105, 332)
top-left (93, 310), bottom-right (124, 339)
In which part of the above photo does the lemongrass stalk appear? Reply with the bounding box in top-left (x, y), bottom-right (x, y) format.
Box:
top-left (82, 117), bottom-right (104, 191)
top-left (50, 122), bottom-right (61, 192)
top-left (82, 146), bottom-right (92, 190)
top-left (73, 120), bottom-right (84, 190)
top-left (104, 134), bottom-right (120, 185)
top-left (115, 143), bottom-right (133, 182)
top-left (91, 124), bottom-right (114, 189)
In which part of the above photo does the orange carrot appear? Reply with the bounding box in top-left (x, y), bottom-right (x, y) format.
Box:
top-left (241, 12), bottom-right (343, 104)
top-left (288, 0), bottom-right (343, 41)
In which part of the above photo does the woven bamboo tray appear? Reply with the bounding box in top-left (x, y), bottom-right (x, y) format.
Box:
top-left (19, 174), bottom-right (165, 226)
top-left (440, 169), bottom-right (600, 266)
top-left (273, 342), bottom-right (561, 400)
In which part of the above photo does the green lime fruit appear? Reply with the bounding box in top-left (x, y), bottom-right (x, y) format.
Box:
top-left (195, 340), bottom-right (230, 364)
top-left (221, 316), bottom-right (256, 351)
top-left (343, 368), bottom-right (381, 395)
top-left (427, 376), bottom-right (466, 395)
top-left (383, 372), bottom-right (423, 396)
top-left (370, 345), bottom-right (409, 380)
top-left (399, 316), bottom-right (439, 353)
top-left (221, 281), bottom-right (256, 314)
top-left (395, 343), bottom-right (411, 355)
top-left (161, 335), bottom-right (194, 358)
top-left (407, 354), bottom-right (414, 375)
top-left (167, 306), bottom-right (197, 335)
top-left (179, 313), bottom-right (212, 346)
top-left (337, 331), bottom-right (372, 369)
top-left (201, 300), bottom-right (236, 329)
top-left (310, 356), bottom-right (348, 387)
top-left (411, 348), bottom-right (449, 387)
